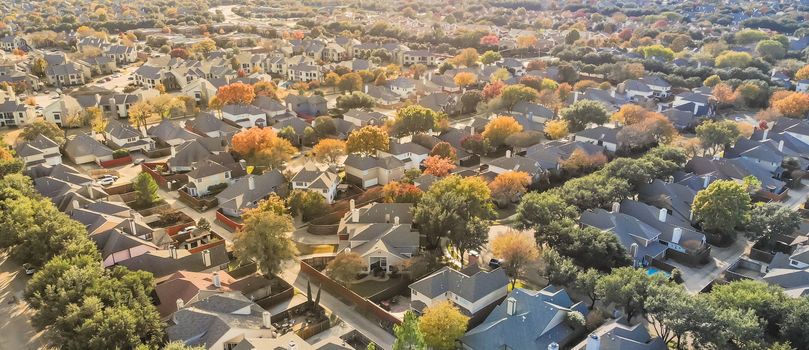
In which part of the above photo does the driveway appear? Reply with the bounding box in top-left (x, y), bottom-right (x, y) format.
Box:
top-left (0, 251), bottom-right (46, 350)
top-left (668, 237), bottom-right (750, 294)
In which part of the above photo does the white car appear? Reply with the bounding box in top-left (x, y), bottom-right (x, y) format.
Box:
top-left (23, 263), bottom-right (35, 275)
top-left (178, 226), bottom-right (197, 235)
top-left (98, 177), bottom-right (115, 186)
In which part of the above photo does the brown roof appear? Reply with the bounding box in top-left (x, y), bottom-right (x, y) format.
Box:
top-left (155, 270), bottom-right (237, 317)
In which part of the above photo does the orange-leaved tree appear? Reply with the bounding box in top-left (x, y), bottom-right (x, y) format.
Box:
top-left (382, 181), bottom-right (423, 203)
top-left (489, 171), bottom-right (531, 206)
top-left (423, 156), bottom-right (456, 177)
top-left (231, 127), bottom-right (297, 169)
top-left (482, 115), bottom-right (523, 147)
top-left (217, 82), bottom-right (256, 105)
top-left (346, 125), bottom-right (389, 156)
top-left (772, 92), bottom-right (809, 118)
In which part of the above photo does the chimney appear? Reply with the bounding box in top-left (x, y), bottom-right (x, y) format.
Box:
top-left (239, 159), bottom-right (246, 170)
top-left (176, 298), bottom-right (185, 310)
top-left (762, 128), bottom-right (769, 140)
top-left (672, 227), bottom-right (682, 244)
top-left (202, 249), bottom-right (211, 267)
top-left (262, 311), bottom-right (272, 328)
top-left (586, 333), bottom-right (600, 350)
top-left (693, 103), bottom-right (699, 115)
top-left (506, 297), bottom-right (517, 315)
top-left (129, 219), bottom-right (137, 236)
top-left (108, 97), bottom-right (117, 117)
top-left (629, 243), bottom-right (639, 260)
top-left (506, 150), bottom-right (512, 158)
top-left (778, 140), bottom-right (784, 152)
top-left (658, 208), bottom-right (667, 222)
top-left (213, 272), bottom-right (221, 288)
top-left (394, 216), bottom-right (400, 225)
top-left (573, 91), bottom-right (580, 103)
top-left (364, 84), bottom-right (368, 94)
top-left (610, 89), bottom-right (616, 98)
top-left (352, 209), bottom-right (360, 223)
top-left (548, 343), bottom-right (559, 350)
top-left (385, 213), bottom-right (390, 223)
top-left (611, 202), bottom-right (620, 213)
top-left (428, 72), bottom-right (432, 81)
top-left (169, 246), bottom-right (178, 259)
top-left (170, 145), bottom-right (176, 157)
top-left (248, 176), bottom-right (255, 190)
top-left (703, 175), bottom-right (710, 189)
top-left (288, 341), bottom-right (297, 350)
top-left (657, 104), bottom-right (663, 112)
top-left (349, 199), bottom-right (355, 212)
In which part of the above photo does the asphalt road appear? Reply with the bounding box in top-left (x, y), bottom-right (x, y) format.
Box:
top-left (0, 251), bottom-right (46, 350)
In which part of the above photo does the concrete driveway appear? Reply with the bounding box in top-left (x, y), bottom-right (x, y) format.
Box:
top-left (668, 237), bottom-right (751, 294)
top-left (0, 251), bottom-right (46, 350)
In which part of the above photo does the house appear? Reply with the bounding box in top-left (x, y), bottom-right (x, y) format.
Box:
top-left (388, 77), bottom-right (417, 97)
top-left (0, 98), bottom-right (35, 127)
top-left (524, 141), bottom-right (606, 174)
top-left (343, 109), bottom-right (387, 127)
top-left (380, 142), bottom-right (430, 170)
top-left (271, 116), bottom-right (310, 145)
top-left (461, 287), bottom-right (589, 350)
top-left (338, 202), bottom-right (414, 239)
top-left (285, 94), bottom-right (327, 117)
top-left (508, 101), bottom-right (555, 123)
top-left (661, 109), bottom-right (699, 132)
top-left (623, 79), bottom-right (655, 101)
top-left (580, 204), bottom-right (669, 266)
top-left (672, 91), bottom-right (713, 117)
top-left (104, 44), bottom-right (138, 64)
top-left (409, 266), bottom-right (509, 316)
top-left (155, 270), bottom-right (239, 317)
top-left (14, 134), bottom-right (62, 169)
top-left (725, 137), bottom-right (802, 175)
top-left (403, 50), bottom-right (441, 66)
top-left (221, 104), bottom-right (268, 128)
top-left (185, 112), bottom-right (240, 138)
top-left (45, 62), bottom-right (91, 86)
top-left (340, 221), bottom-right (419, 274)
top-left (680, 156), bottom-right (787, 197)
top-left (570, 89), bottom-right (625, 112)
top-left (63, 133), bottom-right (114, 164)
top-left (167, 292), bottom-right (276, 349)
top-left (168, 138), bottom-right (227, 172)
top-left (640, 76), bottom-right (671, 98)
top-left (286, 63), bottom-right (322, 82)
top-left (763, 246), bottom-right (809, 297)
top-left (419, 92), bottom-right (457, 114)
top-left (91, 228), bottom-right (159, 268)
top-left (104, 118), bottom-right (154, 152)
top-left (344, 154), bottom-right (405, 188)
top-left (797, 80), bottom-right (809, 93)
top-left (573, 126), bottom-right (621, 152)
top-left (216, 170), bottom-right (286, 217)
top-left (181, 78), bottom-right (217, 106)
top-left (570, 319), bottom-right (667, 350)
top-left (185, 159), bottom-right (235, 197)
top-left (638, 179), bottom-right (697, 224)
top-left (365, 84), bottom-right (401, 106)
top-left (617, 199), bottom-right (709, 261)
top-left (79, 56), bottom-right (117, 75)
top-left (232, 333), bottom-right (325, 350)
top-left (148, 119), bottom-right (198, 146)
top-left (119, 244), bottom-right (229, 282)
top-left (291, 163), bottom-right (340, 204)
top-left (42, 95), bottom-right (82, 127)
top-left (486, 150), bottom-right (544, 179)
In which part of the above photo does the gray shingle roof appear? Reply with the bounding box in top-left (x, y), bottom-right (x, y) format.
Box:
top-left (409, 266), bottom-right (508, 302)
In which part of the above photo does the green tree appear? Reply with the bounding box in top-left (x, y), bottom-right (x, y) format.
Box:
top-left (715, 51), bottom-right (753, 68)
top-left (336, 91), bottom-right (375, 110)
top-left (548, 225), bottom-right (631, 271)
top-left (20, 120), bottom-right (65, 145)
top-left (479, 50), bottom-right (502, 65)
top-left (565, 29), bottom-right (580, 45)
top-left (696, 120), bottom-right (740, 155)
top-left (393, 311), bottom-right (426, 350)
top-left (418, 301), bottom-right (468, 350)
top-left (596, 267), bottom-right (670, 323)
top-left (542, 248), bottom-right (578, 287)
top-left (287, 189), bottom-right (328, 222)
top-left (756, 40), bottom-right (786, 61)
top-left (560, 100), bottom-right (609, 132)
top-left (233, 210), bottom-right (297, 274)
top-left (500, 84), bottom-right (539, 112)
top-left (557, 173), bottom-right (632, 210)
top-left (745, 203), bottom-right (800, 249)
top-left (132, 172), bottom-right (159, 208)
top-left (573, 268), bottom-right (602, 309)
top-left (692, 179), bottom-right (751, 239)
top-left (639, 44), bottom-right (675, 61)
top-left (391, 105), bottom-right (439, 136)
top-left (780, 298), bottom-right (809, 350)
top-left (516, 191), bottom-right (579, 239)
top-left (708, 280), bottom-right (788, 336)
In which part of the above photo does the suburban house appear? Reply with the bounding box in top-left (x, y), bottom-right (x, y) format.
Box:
top-left (672, 91), bottom-right (713, 117)
top-left (409, 265), bottom-right (509, 316)
top-left (216, 170), bottom-right (286, 217)
top-left (571, 319), bottom-right (667, 350)
top-left (14, 134), bottom-right (62, 169)
top-left (617, 199), bottom-right (709, 263)
top-left (119, 244), bottom-right (229, 282)
top-left (45, 62), bottom-right (91, 86)
top-left (168, 138), bottom-right (228, 172)
top-left (344, 154), bottom-right (405, 189)
top-left (524, 141), bottom-right (606, 174)
top-left (580, 204), bottom-right (669, 266)
top-left (661, 108), bottom-right (699, 132)
top-left (104, 119), bottom-right (154, 152)
top-left (403, 50), bottom-right (441, 66)
top-left (148, 119), bottom-right (199, 147)
top-left (285, 94), bottom-right (327, 117)
top-left (291, 163), bottom-right (340, 204)
top-left (725, 137), bottom-right (804, 175)
top-left (91, 228), bottom-right (159, 268)
top-left (638, 179), bottom-right (697, 224)
top-left (185, 159), bottom-right (236, 197)
top-left (340, 221), bottom-right (419, 274)
top-left (185, 112), bottom-right (241, 138)
top-left (63, 133), bottom-right (114, 164)
top-left (485, 150), bottom-right (544, 183)
top-left (338, 202), bottom-right (413, 240)
top-left (222, 104), bottom-right (268, 128)
top-left (763, 246), bottom-right (809, 297)
top-left (379, 142), bottom-right (430, 170)
top-left (42, 95), bottom-right (82, 127)
top-left (104, 44), bottom-right (137, 64)
top-left (679, 156), bottom-right (787, 198)
top-left (573, 126), bottom-right (621, 152)
top-left (461, 287), bottom-right (589, 350)
top-left (0, 98), bottom-right (35, 127)
top-left (343, 109), bottom-right (388, 127)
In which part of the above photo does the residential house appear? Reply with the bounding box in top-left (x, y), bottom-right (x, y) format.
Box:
top-left (388, 77), bottom-right (417, 97)
top-left (338, 202), bottom-right (413, 239)
top-left (570, 88), bottom-right (625, 112)
top-left (403, 50), bottom-right (441, 66)
top-left (221, 104), bottom-right (268, 128)
top-left (104, 118), bottom-right (154, 152)
top-left (79, 56), bottom-right (117, 75)
top-left (672, 90), bottom-right (713, 117)
top-left (638, 179), bottom-right (697, 224)
top-left (617, 199), bottom-right (709, 261)
top-left (409, 266), bottom-right (509, 316)
top-left (155, 270), bottom-right (238, 317)
top-left (418, 92), bottom-right (457, 115)
top-left (167, 138), bottom-right (227, 172)
top-left (119, 244), bottom-right (229, 282)
top-left (344, 154), bottom-right (405, 188)
top-left (365, 84), bottom-right (401, 107)
top-left (485, 150), bottom-right (545, 184)
top-left (661, 108), bottom-right (699, 132)
top-left (573, 126), bottom-right (621, 152)
top-left (679, 156), bottom-right (787, 198)
top-left (185, 112), bottom-right (240, 138)
top-left (14, 134), bottom-right (62, 169)
top-left (45, 62), bottom-right (91, 86)
top-left (148, 119), bottom-right (199, 147)
top-left (380, 142), bottom-right (430, 170)
top-left (508, 101), bottom-right (555, 123)
top-left (91, 228), bottom-right (159, 268)
top-left (462, 287), bottom-right (589, 350)
top-left (63, 133), bottom-right (114, 164)
top-left (524, 141), bottom-right (606, 174)
top-left (104, 44), bottom-right (137, 64)
top-left (285, 94), bottom-right (327, 117)
top-left (570, 319), bottom-right (667, 350)
top-left (580, 204), bottom-right (669, 266)
top-left (181, 78), bottom-right (217, 106)
top-left (216, 170), bottom-right (286, 217)
top-left (291, 163), bottom-right (340, 204)
top-left (343, 109), bottom-right (387, 127)
top-left (340, 219), bottom-right (419, 273)
top-left (763, 246), bottom-right (809, 297)
top-left (42, 95), bottom-right (82, 127)
top-left (0, 97), bottom-right (35, 127)
top-left (287, 63), bottom-right (322, 82)
top-left (185, 159), bottom-right (235, 197)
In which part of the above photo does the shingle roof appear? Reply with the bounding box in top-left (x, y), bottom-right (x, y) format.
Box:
top-left (409, 266), bottom-right (508, 303)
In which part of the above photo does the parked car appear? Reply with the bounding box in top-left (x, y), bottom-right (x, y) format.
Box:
top-left (178, 226), bottom-right (197, 235)
top-left (488, 258), bottom-right (502, 269)
top-left (133, 158), bottom-right (144, 165)
top-left (22, 263), bottom-right (35, 275)
top-left (100, 174), bottom-right (119, 181)
top-left (98, 177), bottom-right (115, 186)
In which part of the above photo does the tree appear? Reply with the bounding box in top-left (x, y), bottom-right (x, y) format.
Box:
top-left (781, 298), bottom-right (809, 350)
top-left (132, 173), bottom-right (159, 208)
top-left (772, 92), bottom-right (809, 118)
top-left (573, 269), bottom-right (603, 309)
top-left (796, 65), bottom-right (809, 81)
top-left (314, 116), bottom-right (337, 137)
top-left (517, 34), bottom-right (538, 49)
top-left (20, 120), bottom-right (65, 145)
top-left (696, 120), bottom-right (740, 155)
top-left (325, 252), bottom-right (365, 286)
top-left (382, 182), bottom-right (423, 203)
top-left (413, 175), bottom-right (495, 252)
top-left (692, 179), bottom-right (751, 239)
top-left (461, 134), bottom-right (490, 155)
top-left (704, 75), bottom-right (721, 87)
top-left (482, 115), bottom-right (523, 147)
top-left (391, 105), bottom-right (439, 136)
top-left (712, 83), bottom-right (739, 109)
top-left (715, 51), bottom-right (753, 68)
top-left (558, 173), bottom-right (631, 210)
top-left (253, 81), bottom-right (278, 99)
top-left (483, 80), bottom-right (506, 99)
top-left (232, 128), bottom-right (297, 169)
top-left (542, 248), bottom-right (578, 287)
top-left (337, 91), bottom-right (375, 110)
top-left (480, 50), bottom-right (502, 65)
top-left (638, 44), bottom-right (675, 61)
top-left (546, 225), bottom-right (630, 271)
top-left (618, 113), bottom-right (677, 150)
top-left (393, 311), bottom-right (426, 350)
top-left (708, 280), bottom-right (787, 337)
top-left (756, 40), bottom-right (786, 61)
top-left (324, 72), bottom-right (340, 92)
top-left (489, 171), bottom-right (530, 206)
top-left (287, 189), bottom-right (328, 222)
top-left (544, 120), bottom-right (569, 140)
top-left (190, 38), bottom-right (216, 54)
top-left (216, 82), bottom-right (256, 105)
top-left (500, 84), bottom-right (539, 112)
top-left (338, 72), bottom-right (363, 92)
top-left (233, 210), bottom-right (296, 274)
top-left (560, 100), bottom-right (609, 132)
top-left (429, 142), bottom-right (457, 162)
top-left (453, 71), bottom-right (477, 90)
top-left (516, 191), bottom-right (578, 231)
top-left (31, 57), bottom-right (48, 77)
top-left (746, 203), bottom-right (800, 249)
top-left (169, 47), bottom-right (189, 59)
top-left (565, 30), bottom-right (580, 45)
top-left (423, 156), bottom-right (456, 177)
top-left (596, 267), bottom-right (670, 323)
top-left (312, 138), bottom-right (346, 166)
top-left (491, 230), bottom-right (539, 287)
top-left (418, 301), bottom-right (468, 350)
top-left (450, 48), bottom-right (479, 67)
top-left (611, 104), bottom-right (649, 125)
top-left (346, 126), bottom-right (389, 156)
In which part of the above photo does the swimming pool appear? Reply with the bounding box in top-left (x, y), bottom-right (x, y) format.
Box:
top-left (646, 267), bottom-right (671, 278)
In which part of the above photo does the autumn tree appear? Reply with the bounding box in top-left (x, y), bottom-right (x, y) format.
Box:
top-left (391, 105), bottom-right (439, 137)
top-left (544, 120), bottom-right (569, 140)
top-left (611, 104), bottom-right (649, 125)
top-left (795, 65), bottom-right (809, 80)
top-left (216, 82), bottom-right (256, 105)
top-left (500, 84), bottom-right (539, 111)
top-left (325, 252), bottom-right (365, 286)
top-left (338, 72), bottom-right (363, 92)
top-left (253, 81), bottom-right (278, 99)
top-left (20, 120), bottom-right (65, 145)
top-left (480, 50), bottom-right (502, 65)
top-left (453, 71), bottom-right (477, 89)
top-left (489, 171), bottom-right (531, 206)
top-left (712, 83), bottom-right (739, 109)
top-left (423, 156), bottom-right (456, 177)
top-left (312, 138), bottom-right (346, 166)
top-left (382, 182), bottom-right (423, 203)
top-left (491, 230), bottom-right (539, 287)
top-left (324, 72), bottom-right (340, 92)
top-left (772, 92), bottom-right (809, 118)
top-left (429, 142), bottom-right (457, 162)
top-left (482, 80), bottom-right (505, 99)
top-left (233, 209), bottom-right (297, 274)
top-left (716, 51), bottom-right (753, 68)
top-left (561, 100), bottom-right (609, 132)
top-left (560, 148), bottom-right (608, 175)
top-left (517, 34), bottom-right (538, 48)
top-left (231, 128), bottom-right (297, 169)
top-left (482, 115), bottom-right (523, 147)
top-left (346, 126), bottom-right (389, 156)
top-left (419, 301), bottom-right (469, 350)
top-left (169, 48), bottom-right (189, 59)
top-left (450, 48), bottom-right (479, 67)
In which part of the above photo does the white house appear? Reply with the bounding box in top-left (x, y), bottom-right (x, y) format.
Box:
top-left (14, 134), bottom-right (62, 168)
top-left (43, 95), bottom-right (82, 127)
top-left (290, 163), bottom-right (340, 204)
top-left (409, 266), bottom-right (509, 316)
top-left (104, 119), bottom-right (154, 152)
top-left (221, 104), bottom-right (268, 128)
top-left (185, 159), bottom-right (234, 197)
top-left (0, 98), bottom-right (35, 127)
top-left (573, 126), bottom-right (620, 152)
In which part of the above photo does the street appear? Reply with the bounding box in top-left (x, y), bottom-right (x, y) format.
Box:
top-left (0, 251), bottom-right (46, 350)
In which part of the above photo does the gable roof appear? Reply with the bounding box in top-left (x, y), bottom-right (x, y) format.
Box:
top-left (409, 266), bottom-right (508, 305)
top-left (216, 170), bottom-right (286, 213)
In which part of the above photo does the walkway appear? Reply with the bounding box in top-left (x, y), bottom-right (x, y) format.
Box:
top-left (276, 260), bottom-right (395, 350)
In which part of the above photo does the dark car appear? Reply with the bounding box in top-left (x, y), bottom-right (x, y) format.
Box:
top-left (488, 258), bottom-right (502, 269)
